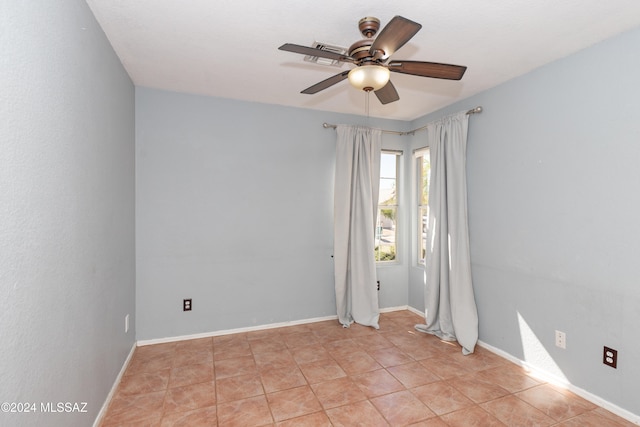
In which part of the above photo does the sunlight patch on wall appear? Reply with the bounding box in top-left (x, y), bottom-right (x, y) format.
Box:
top-left (517, 312), bottom-right (567, 382)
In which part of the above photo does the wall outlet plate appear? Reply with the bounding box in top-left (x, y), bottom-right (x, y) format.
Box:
top-left (183, 299), bottom-right (192, 311)
top-left (603, 346), bottom-right (617, 368)
top-left (555, 330), bottom-right (566, 349)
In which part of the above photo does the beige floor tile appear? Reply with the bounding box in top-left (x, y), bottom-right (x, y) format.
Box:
top-left (352, 333), bottom-right (394, 350)
top-left (216, 373), bottom-right (264, 403)
top-left (335, 350), bottom-right (383, 375)
top-left (101, 310), bottom-right (636, 427)
top-left (253, 349), bottom-right (297, 372)
top-left (440, 405), bottom-right (507, 427)
top-left (411, 380), bottom-right (475, 415)
top-left (447, 372), bottom-right (511, 403)
top-left (480, 395), bottom-right (555, 426)
top-left (173, 347), bottom-right (214, 367)
top-left (283, 331), bottom-right (320, 348)
top-left (592, 407), bottom-right (638, 426)
top-left (117, 369), bottom-right (171, 396)
top-left (516, 384), bottom-right (595, 421)
top-left (474, 364), bottom-right (541, 393)
top-left (368, 346), bottom-right (414, 367)
top-left (325, 400), bottom-right (389, 427)
top-left (102, 391), bottom-right (166, 425)
top-left (163, 381), bottom-right (217, 414)
top-left (266, 385), bottom-right (323, 422)
top-left (275, 410), bottom-right (331, 426)
top-left (126, 351), bottom-right (175, 375)
top-left (290, 343), bottom-right (332, 365)
top-left (175, 337), bottom-right (213, 353)
top-left (371, 389), bottom-right (436, 426)
top-left (248, 336), bottom-right (287, 354)
top-left (323, 338), bottom-right (361, 358)
top-left (352, 368), bottom-right (405, 398)
top-left (160, 405), bottom-right (217, 427)
top-left (387, 361), bottom-right (441, 388)
top-left (552, 409), bottom-right (632, 427)
top-left (310, 376), bottom-right (367, 409)
top-left (259, 365), bottom-right (307, 393)
top-left (216, 395), bottom-right (273, 427)
top-left (214, 355), bottom-right (256, 379)
top-left (419, 355), bottom-right (475, 379)
top-left (298, 359), bottom-right (347, 384)
top-left (406, 417), bottom-right (450, 427)
top-left (168, 362), bottom-right (213, 388)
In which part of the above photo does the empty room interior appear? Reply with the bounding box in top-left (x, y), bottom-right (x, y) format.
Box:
top-left (2, 1), bottom-right (640, 426)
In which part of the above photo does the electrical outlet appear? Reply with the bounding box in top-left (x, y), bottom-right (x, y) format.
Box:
top-left (555, 330), bottom-right (566, 349)
top-left (603, 346), bottom-right (617, 368)
top-left (183, 299), bottom-right (192, 311)
top-left (125, 314), bottom-right (129, 333)
top-left (377, 280), bottom-right (380, 291)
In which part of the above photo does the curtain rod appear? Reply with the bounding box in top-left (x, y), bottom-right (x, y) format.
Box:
top-left (322, 106), bottom-right (483, 136)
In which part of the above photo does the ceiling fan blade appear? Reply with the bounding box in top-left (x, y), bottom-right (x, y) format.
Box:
top-left (374, 80), bottom-right (400, 105)
top-left (369, 16), bottom-right (422, 60)
top-left (301, 70), bottom-right (350, 94)
top-left (388, 60), bottom-right (467, 80)
top-left (279, 43), bottom-right (355, 63)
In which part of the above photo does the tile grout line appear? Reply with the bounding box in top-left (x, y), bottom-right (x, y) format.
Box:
top-left (102, 312), bottom-right (636, 426)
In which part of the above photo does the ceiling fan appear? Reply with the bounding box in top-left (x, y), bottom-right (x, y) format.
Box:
top-left (278, 16), bottom-right (467, 105)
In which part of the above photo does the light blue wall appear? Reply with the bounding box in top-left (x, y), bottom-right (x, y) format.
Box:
top-left (409, 26), bottom-right (640, 416)
top-left (10, 0), bottom-right (634, 418)
top-left (135, 88), bottom-right (410, 340)
top-left (1, 1), bottom-right (135, 426)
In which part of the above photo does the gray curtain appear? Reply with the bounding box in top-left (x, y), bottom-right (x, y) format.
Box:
top-left (333, 125), bottom-right (382, 329)
top-left (415, 111), bottom-right (478, 354)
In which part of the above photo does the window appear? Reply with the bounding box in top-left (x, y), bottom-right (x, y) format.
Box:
top-left (375, 151), bottom-right (400, 263)
top-left (416, 148), bottom-right (431, 265)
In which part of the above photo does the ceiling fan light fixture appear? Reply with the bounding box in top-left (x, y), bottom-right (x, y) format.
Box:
top-left (348, 65), bottom-right (390, 92)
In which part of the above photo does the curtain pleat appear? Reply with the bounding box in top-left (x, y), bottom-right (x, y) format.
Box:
top-left (415, 112), bottom-right (478, 354)
top-left (333, 125), bottom-right (382, 329)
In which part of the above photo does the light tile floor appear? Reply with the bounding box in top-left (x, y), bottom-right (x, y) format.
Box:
top-left (101, 310), bottom-right (635, 426)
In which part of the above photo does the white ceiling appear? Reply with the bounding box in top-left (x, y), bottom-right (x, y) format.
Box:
top-left (86, 0), bottom-right (640, 121)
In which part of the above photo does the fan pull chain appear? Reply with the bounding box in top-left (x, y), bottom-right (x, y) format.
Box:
top-left (365, 90), bottom-right (370, 117)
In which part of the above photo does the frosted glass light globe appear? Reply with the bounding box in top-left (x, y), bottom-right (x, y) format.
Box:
top-left (348, 65), bottom-right (390, 91)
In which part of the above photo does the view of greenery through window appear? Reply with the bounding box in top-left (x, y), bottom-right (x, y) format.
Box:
top-left (375, 152), bottom-right (399, 262)
top-left (416, 148), bottom-right (431, 264)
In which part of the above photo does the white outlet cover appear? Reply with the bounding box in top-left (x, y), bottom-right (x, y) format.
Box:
top-left (555, 330), bottom-right (566, 349)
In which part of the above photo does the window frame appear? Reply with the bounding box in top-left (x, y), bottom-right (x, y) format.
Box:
top-left (414, 147), bottom-right (430, 266)
top-left (375, 149), bottom-right (402, 265)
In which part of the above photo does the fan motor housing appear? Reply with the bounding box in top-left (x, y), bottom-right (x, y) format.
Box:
top-left (348, 39), bottom-right (374, 60)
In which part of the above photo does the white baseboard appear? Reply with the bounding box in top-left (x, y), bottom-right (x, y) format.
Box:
top-left (477, 340), bottom-right (640, 425)
top-left (407, 305), bottom-right (423, 317)
top-left (137, 314), bottom-right (339, 346)
top-left (138, 306), bottom-right (415, 347)
top-left (380, 305), bottom-right (410, 313)
top-left (92, 342), bottom-right (136, 427)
